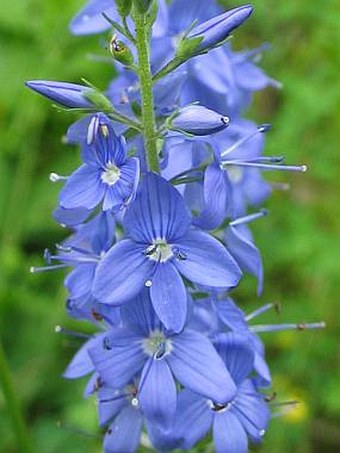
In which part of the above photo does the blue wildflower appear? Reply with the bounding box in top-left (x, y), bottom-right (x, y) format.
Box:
top-left (93, 172), bottom-right (242, 332)
top-left (88, 289), bottom-right (237, 430)
top-left (157, 333), bottom-right (270, 452)
top-left (59, 114), bottom-right (140, 212)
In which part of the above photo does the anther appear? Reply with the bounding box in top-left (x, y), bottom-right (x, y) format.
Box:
top-left (49, 172), bottom-right (68, 182)
top-left (103, 336), bottom-right (112, 350)
top-left (257, 123), bottom-right (272, 133)
top-left (145, 280), bottom-right (153, 287)
top-left (54, 325), bottom-right (91, 339)
top-left (221, 116), bottom-right (230, 125)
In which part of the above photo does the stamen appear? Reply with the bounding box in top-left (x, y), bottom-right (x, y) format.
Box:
top-left (30, 263), bottom-right (69, 273)
top-left (49, 172), bottom-right (69, 182)
top-left (223, 161), bottom-right (307, 172)
top-left (245, 302), bottom-right (279, 321)
top-left (220, 123), bottom-right (271, 158)
top-left (229, 208), bottom-right (268, 227)
top-left (54, 325), bottom-right (91, 339)
top-left (87, 115), bottom-right (99, 145)
top-left (250, 321), bottom-right (326, 333)
top-left (103, 336), bottom-right (113, 350)
top-left (172, 246), bottom-right (187, 260)
top-left (144, 279), bottom-right (153, 287)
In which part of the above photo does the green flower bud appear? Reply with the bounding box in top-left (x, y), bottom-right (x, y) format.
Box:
top-left (109, 36), bottom-right (134, 66)
top-left (116, 0), bottom-right (132, 17)
top-left (133, 0), bottom-right (154, 14)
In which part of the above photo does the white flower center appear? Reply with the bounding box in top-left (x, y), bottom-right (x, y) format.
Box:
top-left (227, 166), bottom-right (244, 184)
top-left (142, 329), bottom-right (172, 358)
top-left (101, 163), bottom-right (121, 186)
top-left (144, 239), bottom-right (173, 263)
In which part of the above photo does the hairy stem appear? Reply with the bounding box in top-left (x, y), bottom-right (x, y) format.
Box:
top-left (134, 11), bottom-right (160, 173)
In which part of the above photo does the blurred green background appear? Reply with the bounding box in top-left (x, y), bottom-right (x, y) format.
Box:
top-left (0, 0), bottom-right (339, 451)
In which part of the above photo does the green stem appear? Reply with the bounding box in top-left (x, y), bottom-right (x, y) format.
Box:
top-left (134, 11), bottom-right (160, 173)
top-left (0, 339), bottom-right (34, 452)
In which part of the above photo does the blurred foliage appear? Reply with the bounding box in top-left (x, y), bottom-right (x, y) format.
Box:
top-left (0, 0), bottom-right (339, 452)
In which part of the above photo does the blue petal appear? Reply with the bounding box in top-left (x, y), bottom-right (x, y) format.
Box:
top-left (150, 263), bottom-right (187, 333)
top-left (123, 173), bottom-right (191, 243)
top-left (139, 358), bottom-right (177, 430)
top-left (168, 330), bottom-right (237, 403)
top-left (59, 164), bottom-right (104, 210)
top-left (175, 229), bottom-right (242, 288)
top-left (194, 163), bottom-right (230, 230)
top-left (213, 410), bottom-right (248, 453)
top-left (213, 297), bottom-right (249, 332)
top-left (63, 334), bottom-right (104, 379)
top-left (98, 386), bottom-right (126, 427)
top-left (93, 239), bottom-right (154, 305)
top-left (64, 265), bottom-right (96, 300)
top-left (89, 328), bottom-right (145, 388)
top-left (121, 289), bottom-right (160, 336)
top-left (233, 379), bottom-right (270, 442)
top-left (53, 206), bottom-right (90, 226)
top-left (215, 333), bottom-right (255, 385)
top-left (226, 224), bottom-right (263, 295)
top-left (174, 389), bottom-right (212, 449)
top-left (70, 0), bottom-right (117, 35)
top-left (104, 406), bottom-right (143, 453)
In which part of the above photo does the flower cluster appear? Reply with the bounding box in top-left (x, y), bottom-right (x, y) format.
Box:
top-left (27, 1), bottom-right (324, 452)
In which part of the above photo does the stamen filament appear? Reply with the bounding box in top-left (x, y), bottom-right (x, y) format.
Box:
top-left (250, 321), bottom-right (326, 333)
top-left (54, 325), bottom-right (92, 339)
top-left (220, 124), bottom-right (271, 158)
top-left (30, 264), bottom-right (69, 273)
top-left (229, 209), bottom-right (268, 227)
top-left (49, 172), bottom-right (69, 182)
top-left (245, 302), bottom-right (280, 321)
top-left (223, 161), bottom-right (307, 172)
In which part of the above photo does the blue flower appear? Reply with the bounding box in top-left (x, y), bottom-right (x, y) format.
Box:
top-left (93, 172), bottom-right (242, 332)
top-left (154, 333), bottom-right (270, 452)
top-left (59, 114), bottom-right (140, 212)
top-left (88, 289), bottom-right (237, 430)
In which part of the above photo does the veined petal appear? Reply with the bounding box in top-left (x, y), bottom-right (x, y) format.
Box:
top-left (59, 164), bottom-right (104, 210)
top-left (63, 334), bottom-right (105, 379)
top-left (150, 263), bottom-right (187, 333)
top-left (93, 239), bottom-right (154, 305)
top-left (168, 330), bottom-right (237, 403)
top-left (226, 224), bottom-right (263, 295)
top-left (123, 173), bottom-right (191, 243)
top-left (64, 265), bottom-right (96, 299)
top-left (104, 406), bottom-right (143, 453)
top-left (175, 389), bottom-right (213, 449)
top-left (175, 229), bottom-right (242, 288)
top-left (98, 386), bottom-right (126, 427)
top-left (121, 289), bottom-right (160, 336)
top-left (139, 358), bottom-right (177, 430)
top-left (194, 163), bottom-right (230, 230)
top-left (89, 329), bottom-right (144, 389)
top-left (215, 333), bottom-right (255, 385)
top-left (233, 380), bottom-right (270, 442)
top-left (213, 410), bottom-right (248, 453)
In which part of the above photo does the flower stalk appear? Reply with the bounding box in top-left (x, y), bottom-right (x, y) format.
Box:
top-left (133, 10), bottom-right (160, 173)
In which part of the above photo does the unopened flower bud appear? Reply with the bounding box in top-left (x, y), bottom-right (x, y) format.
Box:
top-left (188, 5), bottom-right (253, 53)
top-left (171, 105), bottom-right (230, 136)
top-left (109, 36), bottom-right (134, 66)
top-left (133, 0), bottom-right (154, 14)
top-left (25, 80), bottom-right (94, 108)
top-left (116, 0), bottom-right (132, 17)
